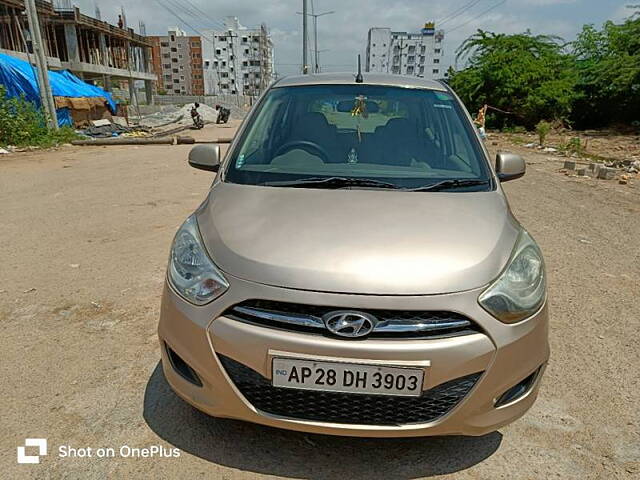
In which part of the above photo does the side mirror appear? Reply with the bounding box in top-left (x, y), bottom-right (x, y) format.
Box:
top-left (188, 144), bottom-right (220, 172)
top-left (495, 152), bottom-right (525, 182)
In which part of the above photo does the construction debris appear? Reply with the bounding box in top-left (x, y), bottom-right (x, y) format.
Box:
top-left (80, 122), bottom-right (151, 139)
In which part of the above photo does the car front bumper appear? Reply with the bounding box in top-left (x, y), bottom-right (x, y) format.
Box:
top-left (158, 273), bottom-right (549, 438)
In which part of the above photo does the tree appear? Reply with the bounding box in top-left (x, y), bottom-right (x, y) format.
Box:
top-left (571, 16), bottom-right (640, 128)
top-left (449, 30), bottom-right (578, 128)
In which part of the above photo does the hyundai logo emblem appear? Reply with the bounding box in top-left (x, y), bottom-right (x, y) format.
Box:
top-left (322, 311), bottom-right (377, 338)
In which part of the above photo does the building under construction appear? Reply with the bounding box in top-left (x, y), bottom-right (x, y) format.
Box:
top-left (0, 0), bottom-right (155, 102)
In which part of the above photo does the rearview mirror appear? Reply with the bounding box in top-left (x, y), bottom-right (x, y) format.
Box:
top-left (495, 152), bottom-right (525, 182)
top-left (188, 144), bottom-right (220, 172)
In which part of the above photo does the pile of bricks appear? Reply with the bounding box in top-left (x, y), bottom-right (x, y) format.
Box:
top-left (560, 160), bottom-right (635, 185)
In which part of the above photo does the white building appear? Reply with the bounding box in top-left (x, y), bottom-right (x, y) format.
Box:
top-left (366, 23), bottom-right (445, 79)
top-left (201, 17), bottom-right (274, 97)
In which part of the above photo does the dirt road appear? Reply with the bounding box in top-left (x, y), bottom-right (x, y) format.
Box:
top-left (1, 125), bottom-right (638, 479)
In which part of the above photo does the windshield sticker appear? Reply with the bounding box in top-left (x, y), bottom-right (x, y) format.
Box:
top-left (434, 92), bottom-right (454, 101)
top-left (434, 104), bottom-right (453, 109)
top-left (236, 154), bottom-right (245, 168)
top-left (347, 148), bottom-right (358, 164)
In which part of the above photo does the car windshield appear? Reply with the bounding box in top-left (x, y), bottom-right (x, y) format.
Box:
top-left (224, 84), bottom-right (492, 191)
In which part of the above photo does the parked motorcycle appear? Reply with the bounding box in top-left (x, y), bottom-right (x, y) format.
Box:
top-left (215, 104), bottom-right (230, 124)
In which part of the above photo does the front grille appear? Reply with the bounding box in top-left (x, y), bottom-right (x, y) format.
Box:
top-left (224, 300), bottom-right (481, 339)
top-left (219, 354), bottom-right (482, 426)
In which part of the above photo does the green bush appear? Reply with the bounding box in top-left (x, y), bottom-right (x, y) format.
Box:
top-left (0, 85), bottom-right (77, 148)
top-left (561, 137), bottom-right (584, 155)
top-left (536, 120), bottom-right (552, 146)
top-left (448, 16), bottom-right (640, 129)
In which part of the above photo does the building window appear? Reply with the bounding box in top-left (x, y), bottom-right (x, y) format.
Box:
top-left (162, 53), bottom-right (170, 59)
top-left (218, 36), bottom-right (226, 41)
top-left (171, 58), bottom-right (178, 63)
top-left (170, 35), bottom-right (175, 42)
top-left (215, 49), bottom-right (221, 55)
top-left (242, 36), bottom-right (248, 43)
top-left (408, 56), bottom-right (415, 64)
top-left (434, 59), bottom-right (439, 64)
top-left (435, 48), bottom-right (441, 54)
top-left (407, 66), bottom-right (414, 74)
top-left (372, 43), bottom-right (376, 47)
top-left (419, 66), bottom-right (424, 74)
top-left (171, 47), bottom-right (177, 52)
top-left (172, 68), bottom-right (178, 73)
top-left (191, 41), bottom-right (199, 47)
top-left (433, 69), bottom-right (439, 74)
top-left (372, 53), bottom-right (375, 57)
top-left (160, 42), bottom-right (169, 47)
top-left (408, 45), bottom-right (415, 54)
top-left (163, 64), bottom-right (170, 69)
top-left (173, 79), bottom-right (179, 83)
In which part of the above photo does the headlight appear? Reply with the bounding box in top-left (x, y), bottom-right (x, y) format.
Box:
top-left (168, 215), bottom-right (229, 305)
top-left (478, 230), bottom-right (546, 323)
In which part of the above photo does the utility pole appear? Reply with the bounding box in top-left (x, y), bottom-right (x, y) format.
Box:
top-left (24, 0), bottom-right (57, 129)
top-left (297, 8), bottom-right (334, 73)
top-left (397, 37), bottom-right (408, 75)
top-left (302, 0), bottom-right (308, 74)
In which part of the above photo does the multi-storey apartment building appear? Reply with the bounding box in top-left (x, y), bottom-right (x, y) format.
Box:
top-left (201, 17), bottom-right (274, 96)
top-left (366, 23), bottom-right (445, 79)
top-left (149, 27), bottom-right (204, 95)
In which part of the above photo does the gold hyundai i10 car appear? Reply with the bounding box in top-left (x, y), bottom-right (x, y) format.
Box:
top-left (158, 73), bottom-right (549, 437)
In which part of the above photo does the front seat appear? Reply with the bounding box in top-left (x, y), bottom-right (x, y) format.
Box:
top-left (286, 112), bottom-right (339, 162)
top-left (377, 118), bottom-right (425, 166)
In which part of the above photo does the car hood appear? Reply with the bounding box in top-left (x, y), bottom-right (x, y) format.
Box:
top-left (196, 182), bottom-right (521, 295)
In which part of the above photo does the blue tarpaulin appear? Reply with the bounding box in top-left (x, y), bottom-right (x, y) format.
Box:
top-left (0, 53), bottom-right (117, 126)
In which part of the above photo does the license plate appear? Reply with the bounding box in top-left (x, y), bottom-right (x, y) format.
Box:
top-left (272, 357), bottom-right (425, 397)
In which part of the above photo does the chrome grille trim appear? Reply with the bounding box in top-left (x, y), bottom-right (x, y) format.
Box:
top-left (228, 302), bottom-right (476, 338)
top-left (233, 306), bottom-right (325, 329)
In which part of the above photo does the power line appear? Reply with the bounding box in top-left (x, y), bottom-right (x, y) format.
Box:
top-left (447, 0), bottom-right (507, 34)
top-left (180, 0), bottom-right (227, 30)
top-left (437, 0), bottom-right (485, 26)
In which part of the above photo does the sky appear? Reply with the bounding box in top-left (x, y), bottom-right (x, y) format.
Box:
top-left (71, 0), bottom-right (637, 76)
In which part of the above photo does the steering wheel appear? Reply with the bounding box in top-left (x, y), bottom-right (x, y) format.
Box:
top-left (274, 141), bottom-right (330, 163)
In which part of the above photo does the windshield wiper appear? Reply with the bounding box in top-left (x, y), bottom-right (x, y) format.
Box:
top-left (263, 176), bottom-right (401, 190)
top-left (408, 179), bottom-right (490, 192)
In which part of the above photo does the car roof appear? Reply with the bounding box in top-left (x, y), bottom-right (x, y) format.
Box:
top-left (272, 72), bottom-right (447, 91)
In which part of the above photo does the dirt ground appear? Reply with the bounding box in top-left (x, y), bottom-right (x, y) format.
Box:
top-left (0, 125), bottom-right (638, 479)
